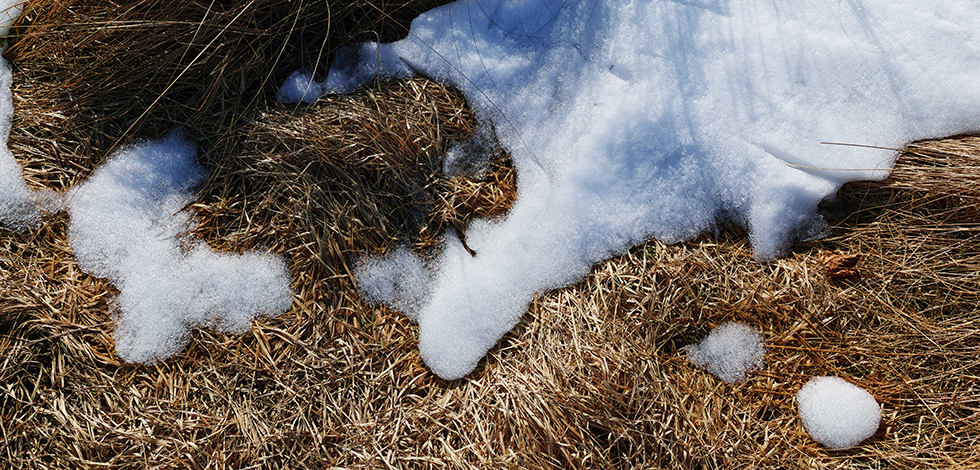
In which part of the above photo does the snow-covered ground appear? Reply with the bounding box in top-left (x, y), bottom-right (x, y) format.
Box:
top-left (300, 0), bottom-right (980, 380)
top-left (0, 0), bottom-right (960, 450)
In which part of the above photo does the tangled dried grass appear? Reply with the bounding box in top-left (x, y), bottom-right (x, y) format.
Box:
top-left (1, 1), bottom-right (979, 468)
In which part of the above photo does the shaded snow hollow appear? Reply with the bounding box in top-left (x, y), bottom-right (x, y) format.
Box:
top-left (688, 322), bottom-right (765, 384)
top-left (355, 245), bottom-right (432, 322)
top-left (796, 376), bottom-right (882, 449)
top-left (288, 0), bottom-right (980, 379)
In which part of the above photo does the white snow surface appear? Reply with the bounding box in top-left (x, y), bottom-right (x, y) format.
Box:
top-left (688, 322), bottom-right (765, 383)
top-left (293, 0), bottom-right (980, 379)
top-left (0, 50), bottom-right (38, 230)
top-left (796, 376), bottom-right (882, 449)
top-left (355, 244), bottom-right (432, 321)
top-left (67, 132), bottom-right (294, 363)
top-left (0, 1), bottom-right (22, 37)
top-left (277, 70), bottom-right (323, 104)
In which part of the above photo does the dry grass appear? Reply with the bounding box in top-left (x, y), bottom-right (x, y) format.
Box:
top-left (2, 1), bottom-right (979, 468)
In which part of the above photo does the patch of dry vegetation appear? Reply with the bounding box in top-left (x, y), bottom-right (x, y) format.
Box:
top-left (1, 1), bottom-right (979, 468)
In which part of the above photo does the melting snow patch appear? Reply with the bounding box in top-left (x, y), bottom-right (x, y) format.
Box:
top-left (67, 131), bottom-right (293, 363)
top-left (796, 376), bottom-right (882, 449)
top-left (688, 322), bottom-right (765, 383)
top-left (303, 0), bottom-right (980, 379)
top-left (0, 47), bottom-right (40, 229)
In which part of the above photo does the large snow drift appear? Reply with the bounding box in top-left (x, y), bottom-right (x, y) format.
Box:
top-left (67, 132), bottom-right (294, 363)
top-left (292, 0), bottom-right (980, 379)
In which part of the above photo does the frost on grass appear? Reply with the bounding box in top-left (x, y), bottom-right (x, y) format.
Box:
top-left (688, 322), bottom-right (765, 384)
top-left (67, 132), bottom-right (293, 363)
top-left (288, 0), bottom-right (980, 379)
top-left (796, 376), bottom-right (882, 449)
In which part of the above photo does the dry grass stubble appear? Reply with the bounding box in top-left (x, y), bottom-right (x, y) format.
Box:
top-left (1, 0), bottom-right (979, 468)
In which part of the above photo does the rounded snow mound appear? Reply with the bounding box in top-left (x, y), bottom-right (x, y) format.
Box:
top-left (796, 376), bottom-right (882, 449)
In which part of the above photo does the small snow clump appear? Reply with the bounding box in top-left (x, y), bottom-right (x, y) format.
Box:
top-left (796, 376), bottom-right (882, 449)
top-left (688, 322), bottom-right (765, 383)
top-left (67, 131), bottom-right (293, 363)
top-left (355, 245), bottom-right (432, 321)
top-left (277, 70), bottom-right (323, 104)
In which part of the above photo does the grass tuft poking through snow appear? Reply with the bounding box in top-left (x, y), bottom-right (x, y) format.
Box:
top-left (0, 1), bottom-right (22, 37)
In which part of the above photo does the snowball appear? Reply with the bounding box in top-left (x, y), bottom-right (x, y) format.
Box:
top-left (796, 376), bottom-right (882, 449)
top-left (68, 131), bottom-right (293, 363)
top-left (688, 322), bottom-right (765, 383)
top-left (355, 245), bottom-right (432, 321)
top-left (301, 0), bottom-right (980, 378)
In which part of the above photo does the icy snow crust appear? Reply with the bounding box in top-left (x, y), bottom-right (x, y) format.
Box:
top-left (318, 0), bottom-right (980, 379)
top-left (0, 1), bottom-right (22, 37)
top-left (688, 322), bottom-right (765, 383)
top-left (67, 133), bottom-right (294, 363)
top-left (796, 376), bottom-right (882, 449)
